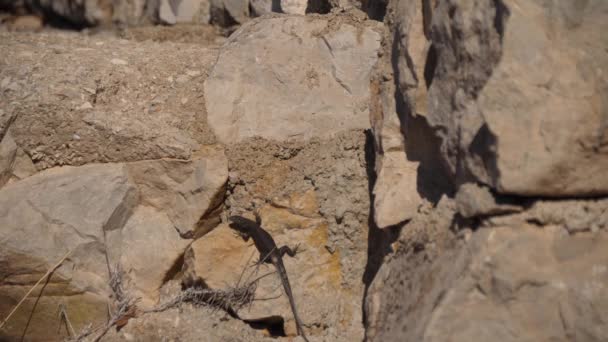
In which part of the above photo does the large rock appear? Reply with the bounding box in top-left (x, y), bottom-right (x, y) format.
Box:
top-left (1, 31), bottom-right (218, 170)
top-left (426, 0), bottom-right (608, 196)
top-left (0, 150), bottom-right (227, 341)
top-left (366, 206), bottom-right (608, 341)
top-left (369, 0), bottom-right (440, 228)
top-left (205, 15), bottom-right (382, 143)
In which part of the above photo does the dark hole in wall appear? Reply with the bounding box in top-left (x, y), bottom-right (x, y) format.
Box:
top-left (423, 43), bottom-right (438, 89)
top-left (493, 0), bottom-right (510, 41)
top-left (468, 123), bottom-right (500, 186)
top-left (243, 316), bottom-right (287, 337)
top-left (364, 0), bottom-right (388, 21)
top-left (306, 0), bottom-right (331, 14)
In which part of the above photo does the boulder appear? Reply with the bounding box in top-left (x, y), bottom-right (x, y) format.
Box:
top-left (205, 15), bottom-right (382, 143)
top-left (368, 0), bottom-right (434, 228)
top-left (366, 220), bottom-right (608, 341)
top-left (2, 31), bottom-right (218, 170)
top-left (426, 0), bottom-right (608, 196)
top-left (0, 151), bottom-right (227, 341)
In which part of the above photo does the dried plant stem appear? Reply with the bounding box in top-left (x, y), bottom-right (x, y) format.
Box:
top-left (0, 250), bottom-right (72, 330)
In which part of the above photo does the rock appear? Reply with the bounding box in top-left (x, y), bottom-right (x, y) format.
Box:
top-left (112, 206), bottom-right (189, 306)
top-left (0, 151), bottom-right (227, 340)
top-left (184, 193), bottom-right (341, 337)
top-left (455, 183), bottom-right (522, 218)
top-left (366, 220), bottom-right (608, 341)
top-left (22, 0), bottom-right (113, 26)
top-left (159, 0), bottom-right (178, 24)
top-left (209, 0), bottom-right (249, 26)
top-left (368, 0), bottom-right (437, 228)
top-left (280, 0), bottom-right (307, 14)
top-left (0, 131), bottom-right (36, 189)
top-left (485, 198), bottom-right (608, 234)
top-left (250, 0), bottom-right (274, 16)
top-left (426, 0), bottom-right (608, 196)
top-left (0, 164), bottom-right (133, 341)
top-left (174, 0), bottom-right (211, 23)
top-left (373, 151), bottom-right (421, 228)
top-left (125, 146), bottom-right (228, 238)
top-left (6, 15), bottom-right (43, 32)
top-left (2, 31), bottom-right (218, 170)
top-left (205, 15), bottom-right (382, 143)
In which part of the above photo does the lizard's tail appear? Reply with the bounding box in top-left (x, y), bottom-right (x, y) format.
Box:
top-left (276, 259), bottom-right (310, 342)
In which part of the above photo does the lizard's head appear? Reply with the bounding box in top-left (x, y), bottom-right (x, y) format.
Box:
top-left (228, 214), bottom-right (260, 235)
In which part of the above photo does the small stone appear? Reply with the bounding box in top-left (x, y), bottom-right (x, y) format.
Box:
top-left (110, 58), bottom-right (128, 66)
top-left (78, 102), bottom-right (93, 110)
top-left (186, 70), bottom-right (201, 77)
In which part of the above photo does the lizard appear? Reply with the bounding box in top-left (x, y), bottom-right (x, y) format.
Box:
top-left (229, 214), bottom-right (310, 342)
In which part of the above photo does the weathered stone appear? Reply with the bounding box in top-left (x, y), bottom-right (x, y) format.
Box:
top-left (0, 131), bottom-right (36, 189)
top-left (427, 0), bottom-right (608, 196)
top-left (174, 0), bottom-right (211, 23)
top-left (373, 152), bottom-right (421, 228)
top-left (366, 220), bottom-right (608, 341)
top-left (209, 0), bottom-right (249, 26)
top-left (0, 164), bottom-right (134, 341)
top-left (455, 182), bottom-right (522, 218)
top-left (2, 32), bottom-right (218, 170)
top-left (485, 198), bottom-right (608, 234)
top-left (115, 206), bottom-right (189, 306)
top-left (250, 0), bottom-right (274, 16)
top-left (205, 15), bottom-right (382, 143)
top-left (369, 0), bottom-right (433, 228)
top-left (280, 0), bottom-right (307, 14)
top-left (0, 151), bottom-right (228, 340)
top-left (159, 0), bottom-right (177, 24)
top-left (125, 146), bottom-right (228, 238)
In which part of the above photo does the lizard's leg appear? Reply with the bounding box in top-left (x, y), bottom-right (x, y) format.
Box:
top-left (278, 244), bottom-right (302, 258)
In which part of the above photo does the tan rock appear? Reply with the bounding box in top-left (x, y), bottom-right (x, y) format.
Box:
top-left (205, 15), bottom-right (382, 143)
top-left (116, 206), bottom-right (190, 306)
top-left (0, 151), bottom-right (228, 340)
top-left (367, 222), bottom-right (608, 342)
top-left (126, 146), bottom-right (228, 238)
top-left (373, 151), bottom-right (421, 228)
top-left (427, 0), bottom-right (608, 196)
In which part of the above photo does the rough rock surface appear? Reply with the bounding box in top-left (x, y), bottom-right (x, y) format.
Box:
top-left (366, 204), bottom-right (608, 341)
top-left (0, 30), bottom-right (218, 170)
top-left (224, 131), bottom-right (371, 340)
top-left (0, 150), bottom-right (227, 340)
top-left (205, 15), bottom-right (382, 143)
top-left (365, 1), bottom-right (608, 341)
top-left (426, 0), bottom-right (608, 196)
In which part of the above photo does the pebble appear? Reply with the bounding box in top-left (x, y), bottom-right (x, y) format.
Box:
top-left (111, 58), bottom-right (128, 66)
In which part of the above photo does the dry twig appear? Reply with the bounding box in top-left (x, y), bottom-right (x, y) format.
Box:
top-left (0, 250), bottom-right (72, 330)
